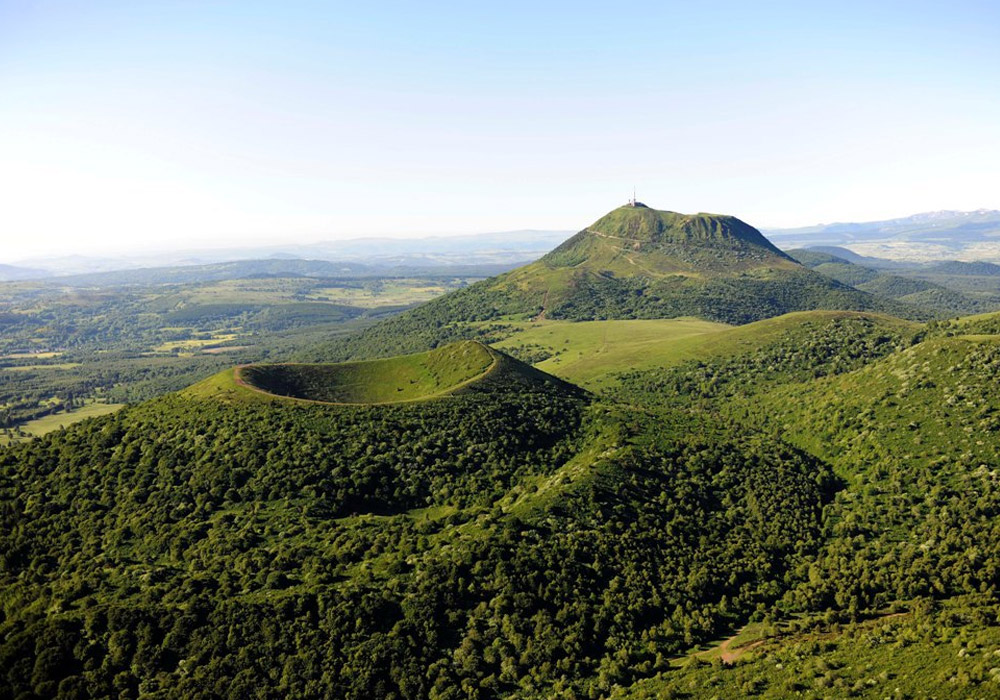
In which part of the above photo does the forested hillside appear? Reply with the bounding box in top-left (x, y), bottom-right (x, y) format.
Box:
top-left (788, 248), bottom-right (1000, 317)
top-left (604, 311), bottom-right (1000, 697)
top-left (4, 306), bottom-right (1000, 698)
top-left (0, 343), bottom-right (840, 699)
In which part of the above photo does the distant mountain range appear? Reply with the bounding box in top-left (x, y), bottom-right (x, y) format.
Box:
top-left (764, 209), bottom-right (1000, 262)
top-left (17, 259), bottom-right (531, 288)
top-left (0, 263), bottom-right (48, 281)
top-left (2, 230), bottom-right (573, 280)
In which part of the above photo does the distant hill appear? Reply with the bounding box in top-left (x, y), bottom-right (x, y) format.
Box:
top-left (42, 259), bottom-right (378, 287)
top-left (923, 260), bottom-right (1000, 276)
top-left (8, 258), bottom-right (538, 288)
top-left (766, 209), bottom-right (1000, 262)
top-left (0, 263), bottom-right (47, 281)
top-left (8, 229), bottom-right (573, 278)
top-left (313, 204), bottom-right (913, 360)
top-left (793, 245), bottom-right (905, 268)
top-left (767, 209), bottom-right (1000, 244)
top-left (788, 248), bottom-right (1000, 317)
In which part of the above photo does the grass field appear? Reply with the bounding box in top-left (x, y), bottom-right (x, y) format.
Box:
top-left (1, 363), bottom-right (82, 371)
top-left (311, 281), bottom-right (456, 308)
top-left (152, 333), bottom-right (239, 353)
top-left (0, 351), bottom-right (63, 360)
top-left (490, 318), bottom-right (730, 387)
top-left (1, 402), bottom-right (125, 445)
top-left (171, 278), bottom-right (470, 308)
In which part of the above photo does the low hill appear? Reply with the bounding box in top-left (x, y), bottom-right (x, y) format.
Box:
top-left (790, 245), bottom-right (904, 267)
top-left (239, 342), bottom-right (496, 403)
top-left (187, 340), bottom-right (583, 405)
top-left (0, 263), bottom-right (47, 281)
top-left (313, 205), bottom-right (908, 361)
top-left (755, 333), bottom-right (1000, 469)
top-left (924, 260), bottom-right (1000, 276)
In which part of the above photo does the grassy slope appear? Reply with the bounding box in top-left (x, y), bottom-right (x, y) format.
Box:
top-left (490, 318), bottom-right (730, 387)
top-left (0, 402), bottom-right (125, 445)
top-left (751, 333), bottom-right (1000, 471)
top-left (618, 598), bottom-right (1000, 699)
top-left (493, 311), bottom-right (915, 389)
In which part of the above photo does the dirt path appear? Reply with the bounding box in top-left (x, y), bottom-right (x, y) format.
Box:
top-left (535, 287), bottom-right (550, 321)
top-left (715, 633), bottom-right (765, 664)
top-left (695, 612), bottom-right (911, 666)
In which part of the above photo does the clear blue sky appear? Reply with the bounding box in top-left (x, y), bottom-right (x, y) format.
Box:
top-left (2, 0), bottom-right (998, 259)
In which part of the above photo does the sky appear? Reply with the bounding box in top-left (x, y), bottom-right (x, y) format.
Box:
top-left (1, 0), bottom-right (999, 261)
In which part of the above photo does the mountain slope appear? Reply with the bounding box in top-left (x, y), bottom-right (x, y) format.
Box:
top-left (311, 204), bottom-right (907, 361)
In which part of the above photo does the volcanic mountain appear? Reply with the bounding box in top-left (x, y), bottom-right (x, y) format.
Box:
top-left (539, 203), bottom-right (797, 274)
top-left (313, 203), bottom-right (911, 360)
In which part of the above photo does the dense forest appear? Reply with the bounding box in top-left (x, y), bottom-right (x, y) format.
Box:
top-left (5, 308), bottom-right (1000, 697)
top-left (0, 347), bottom-right (838, 698)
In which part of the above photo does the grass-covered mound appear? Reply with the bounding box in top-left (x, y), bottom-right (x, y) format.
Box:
top-left (186, 340), bottom-right (584, 406)
top-left (238, 340), bottom-right (496, 404)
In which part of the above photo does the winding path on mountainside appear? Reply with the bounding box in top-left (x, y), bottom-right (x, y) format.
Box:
top-left (699, 612), bottom-right (911, 666)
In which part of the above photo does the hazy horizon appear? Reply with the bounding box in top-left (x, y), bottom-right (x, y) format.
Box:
top-left (2, 1), bottom-right (998, 260)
